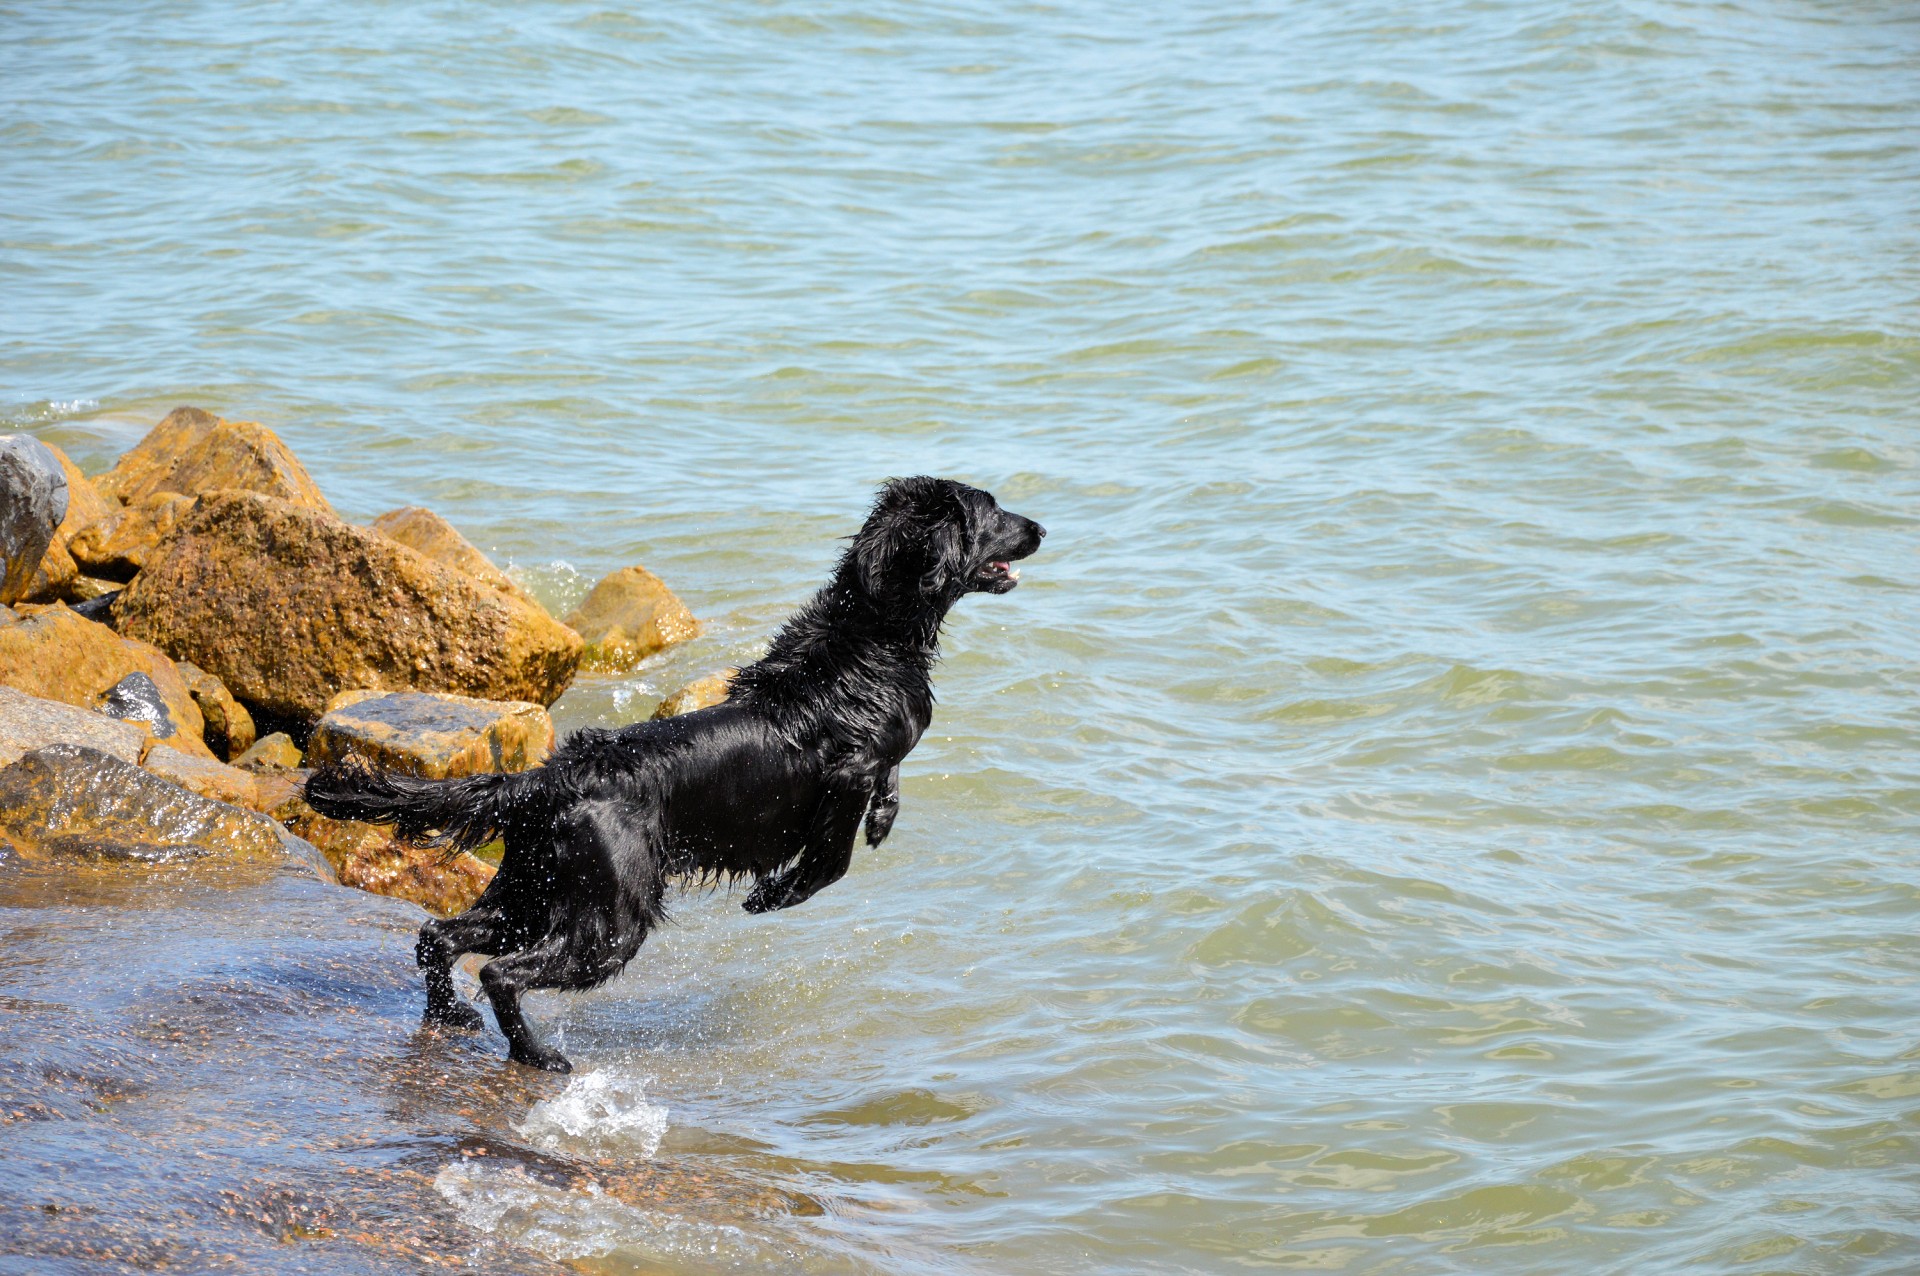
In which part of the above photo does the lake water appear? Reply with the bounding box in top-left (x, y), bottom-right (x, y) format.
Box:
top-left (5, 0), bottom-right (1919, 1270)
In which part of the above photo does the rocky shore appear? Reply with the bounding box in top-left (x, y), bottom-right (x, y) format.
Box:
top-left (0, 408), bottom-right (729, 914)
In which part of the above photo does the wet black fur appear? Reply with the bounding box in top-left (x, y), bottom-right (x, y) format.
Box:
top-left (304, 478), bottom-right (1045, 1072)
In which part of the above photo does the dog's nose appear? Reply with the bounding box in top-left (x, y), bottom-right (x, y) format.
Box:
top-left (1031, 521), bottom-right (1047, 540)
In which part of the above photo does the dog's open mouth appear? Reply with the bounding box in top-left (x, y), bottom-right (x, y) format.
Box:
top-left (976, 560), bottom-right (1020, 589)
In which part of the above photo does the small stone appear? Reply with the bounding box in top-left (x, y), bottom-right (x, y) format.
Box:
top-left (307, 689), bottom-right (554, 779)
top-left (0, 434), bottom-right (68, 605)
top-left (0, 743), bottom-right (330, 877)
top-left (651, 669), bottom-right (736, 720)
top-left (564, 565), bottom-right (700, 673)
top-left (176, 661), bottom-right (256, 761)
top-left (93, 406), bottom-right (333, 515)
top-left (368, 507), bottom-right (527, 600)
top-left (233, 732), bottom-right (303, 773)
top-left (0, 684), bottom-right (147, 769)
top-left (141, 748), bottom-right (260, 809)
top-left (96, 670), bottom-right (183, 742)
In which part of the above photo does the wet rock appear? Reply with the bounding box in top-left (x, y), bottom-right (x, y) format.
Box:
top-left (563, 565), bottom-right (700, 673)
top-left (175, 661), bottom-right (256, 761)
top-left (369, 506), bottom-right (528, 601)
top-left (67, 489), bottom-right (195, 582)
top-left (652, 669), bottom-right (736, 720)
top-left (96, 671), bottom-right (182, 740)
top-left (0, 685), bottom-right (147, 769)
top-left (307, 689), bottom-right (554, 779)
top-left (283, 802), bottom-right (493, 916)
top-left (141, 747), bottom-right (262, 810)
top-left (0, 743), bottom-right (330, 877)
top-left (21, 442), bottom-right (116, 604)
top-left (234, 731), bottom-right (303, 772)
top-left (0, 434), bottom-right (68, 605)
top-left (93, 406), bottom-right (333, 515)
top-left (0, 603), bottom-right (215, 759)
top-left (116, 491), bottom-right (583, 723)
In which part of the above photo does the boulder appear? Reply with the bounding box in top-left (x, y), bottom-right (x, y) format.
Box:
top-left (369, 507), bottom-right (528, 601)
top-left (0, 743), bottom-right (331, 878)
top-left (283, 803), bottom-right (494, 916)
top-left (0, 684), bottom-right (147, 769)
top-left (234, 731), bottom-right (303, 772)
top-left (0, 603), bottom-right (215, 759)
top-left (67, 489), bottom-right (195, 582)
top-left (93, 406), bottom-right (333, 515)
top-left (141, 747), bottom-right (261, 809)
top-left (114, 491), bottom-right (583, 722)
top-left (22, 442), bottom-right (116, 604)
top-left (564, 565), bottom-right (700, 673)
top-left (652, 669), bottom-right (736, 720)
top-left (176, 661), bottom-right (256, 761)
top-left (0, 434), bottom-right (68, 604)
top-left (307, 689), bottom-right (554, 779)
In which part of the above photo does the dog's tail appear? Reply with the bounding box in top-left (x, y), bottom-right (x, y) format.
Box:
top-left (303, 758), bottom-right (542, 853)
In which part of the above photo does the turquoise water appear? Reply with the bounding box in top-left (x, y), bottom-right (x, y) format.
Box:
top-left (6, 1), bottom-right (1920, 1270)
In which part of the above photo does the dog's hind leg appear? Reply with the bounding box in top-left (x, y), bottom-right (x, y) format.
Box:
top-left (478, 941), bottom-right (579, 1073)
top-left (417, 910), bottom-right (506, 1031)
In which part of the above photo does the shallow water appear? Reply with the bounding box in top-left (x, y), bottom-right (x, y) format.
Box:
top-left (6, 0), bottom-right (1920, 1270)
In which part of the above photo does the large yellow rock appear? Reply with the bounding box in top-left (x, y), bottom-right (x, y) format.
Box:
top-left (652, 669), bottom-right (736, 720)
top-left (22, 443), bottom-right (117, 603)
top-left (0, 684), bottom-right (148, 769)
top-left (68, 489), bottom-right (196, 582)
top-left (115, 491), bottom-right (583, 723)
top-left (284, 804), bottom-right (495, 917)
top-left (307, 689), bottom-right (554, 778)
top-left (369, 507), bottom-right (528, 601)
top-left (0, 743), bottom-right (330, 878)
top-left (564, 565), bottom-right (700, 673)
top-left (94, 406), bottom-right (333, 515)
top-left (0, 603), bottom-right (215, 759)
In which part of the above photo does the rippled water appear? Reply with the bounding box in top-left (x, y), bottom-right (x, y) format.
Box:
top-left (6, 0), bottom-right (1920, 1270)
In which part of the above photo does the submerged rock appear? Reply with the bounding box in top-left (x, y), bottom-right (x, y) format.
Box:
top-left (652, 669), bottom-right (736, 720)
top-left (94, 406), bottom-right (333, 515)
top-left (176, 661), bottom-right (256, 761)
top-left (0, 684), bottom-right (147, 769)
top-left (0, 743), bottom-right (330, 877)
top-left (234, 731), bottom-right (303, 772)
top-left (0, 603), bottom-right (215, 759)
top-left (21, 442), bottom-right (116, 604)
top-left (114, 491), bottom-right (583, 722)
top-left (307, 689), bottom-right (554, 779)
top-left (68, 489), bottom-right (196, 582)
top-left (564, 565), bottom-right (700, 673)
top-left (284, 802), bottom-right (494, 916)
top-left (369, 506), bottom-right (528, 601)
top-left (0, 434), bottom-right (68, 605)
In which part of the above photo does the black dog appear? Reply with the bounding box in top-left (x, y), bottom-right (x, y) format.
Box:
top-left (305, 477), bottom-right (1044, 1072)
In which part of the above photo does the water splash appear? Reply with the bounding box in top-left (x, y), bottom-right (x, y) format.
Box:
top-left (515, 1069), bottom-right (669, 1159)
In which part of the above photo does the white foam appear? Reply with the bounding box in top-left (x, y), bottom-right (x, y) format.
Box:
top-left (433, 1161), bottom-right (758, 1265)
top-left (515, 1068), bottom-right (669, 1159)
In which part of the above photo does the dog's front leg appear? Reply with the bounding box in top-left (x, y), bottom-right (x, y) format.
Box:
top-left (743, 785), bottom-right (868, 914)
top-left (864, 764), bottom-right (901, 847)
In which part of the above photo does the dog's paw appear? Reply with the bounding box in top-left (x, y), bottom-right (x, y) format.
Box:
top-left (425, 1000), bottom-right (485, 1032)
top-left (508, 1043), bottom-right (573, 1074)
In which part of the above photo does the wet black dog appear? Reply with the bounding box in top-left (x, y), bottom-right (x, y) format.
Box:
top-left (305, 477), bottom-right (1044, 1071)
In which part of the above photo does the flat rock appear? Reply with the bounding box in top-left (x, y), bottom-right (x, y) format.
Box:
top-left (369, 506), bottom-right (528, 600)
top-left (0, 684), bottom-right (148, 769)
top-left (68, 489), bottom-right (196, 582)
top-left (0, 743), bottom-right (330, 878)
top-left (0, 434), bottom-right (68, 605)
top-left (233, 731), bottom-right (302, 772)
top-left (563, 565), bottom-right (700, 672)
top-left (176, 661), bottom-right (256, 761)
top-left (307, 689), bottom-right (554, 779)
top-left (94, 406), bottom-right (333, 515)
top-left (652, 669), bottom-right (737, 719)
top-left (0, 603), bottom-right (215, 759)
top-left (114, 491), bottom-right (583, 722)
top-left (22, 442), bottom-right (116, 604)
top-left (141, 747), bottom-right (262, 809)
top-left (284, 802), bottom-right (494, 916)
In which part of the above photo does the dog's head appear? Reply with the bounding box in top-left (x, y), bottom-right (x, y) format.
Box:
top-left (846, 477), bottom-right (1045, 607)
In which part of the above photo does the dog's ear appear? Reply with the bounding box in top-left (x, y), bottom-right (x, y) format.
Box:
top-left (919, 514), bottom-right (966, 599)
top-left (849, 480), bottom-right (911, 597)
